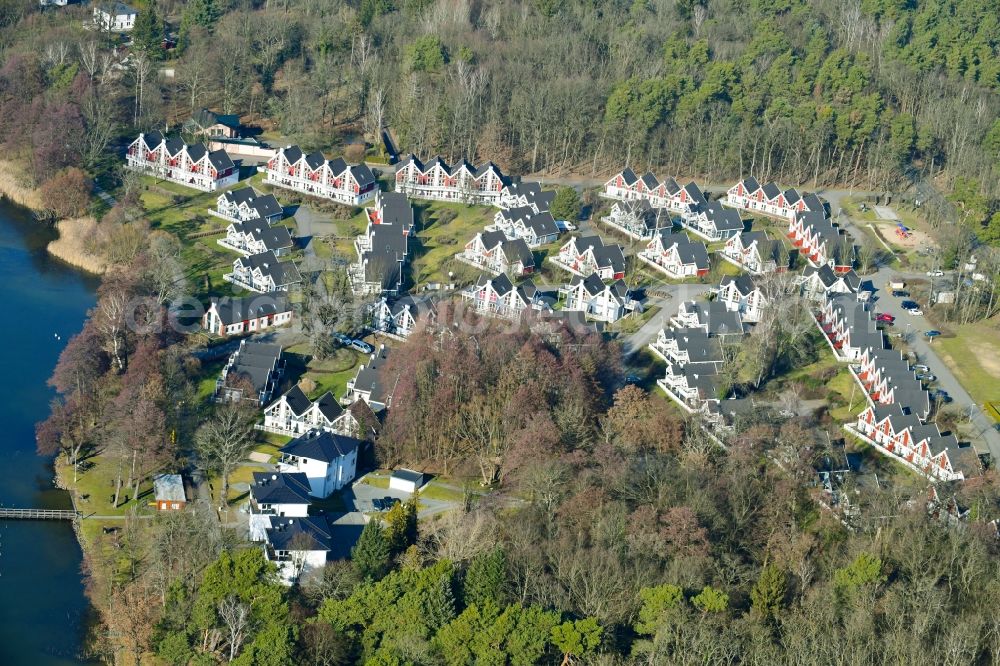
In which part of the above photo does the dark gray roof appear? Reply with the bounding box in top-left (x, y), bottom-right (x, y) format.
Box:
top-left (235, 219), bottom-right (293, 252)
top-left (251, 194), bottom-right (283, 219)
top-left (266, 516), bottom-right (334, 552)
top-left (573, 236), bottom-right (625, 273)
top-left (142, 130), bottom-right (164, 148)
top-left (479, 229), bottom-right (507, 250)
top-left (783, 188), bottom-right (801, 205)
top-left (396, 154), bottom-right (424, 172)
top-left (572, 272), bottom-right (606, 296)
top-left (683, 182), bottom-right (707, 207)
top-left (208, 149), bottom-right (235, 172)
top-left (391, 469), bottom-right (425, 484)
top-left (740, 176), bottom-right (761, 193)
top-left (304, 151), bottom-right (326, 171)
top-left (680, 300), bottom-right (745, 336)
top-left (376, 191), bottom-right (414, 227)
top-left (237, 251), bottom-right (301, 287)
top-left (501, 238), bottom-right (534, 267)
top-left (664, 327), bottom-right (724, 364)
top-left (618, 167), bottom-right (638, 186)
top-left (99, 2), bottom-right (137, 16)
top-left (187, 143), bottom-right (207, 163)
top-left (662, 177), bottom-right (681, 195)
top-left (351, 162), bottom-right (376, 188)
top-left (225, 187), bottom-right (257, 206)
top-left (762, 182), bottom-right (781, 200)
top-left (274, 385), bottom-right (311, 416)
top-left (721, 274), bottom-right (757, 296)
top-left (280, 429), bottom-right (361, 463)
top-left (208, 294), bottom-right (290, 326)
top-left (526, 211), bottom-right (560, 237)
top-left (703, 201), bottom-right (745, 232)
top-left (164, 136), bottom-right (186, 156)
top-left (640, 171), bottom-right (659, 190)
top-left (315, 391), bottom-right (344, 422)
top-left (191, 108), bottom-right (240, 130)
top-left (251, 472), bottom-right (312, 505)
top-left (282, 145), bottom-right (304, 165)
top-left (352, 346), bottom-right (391, 405)
top-left (801, 192), bottom-right (824, 212)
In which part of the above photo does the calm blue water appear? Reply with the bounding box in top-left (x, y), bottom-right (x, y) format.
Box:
top-left (0, 202), bottom-right (99, 664)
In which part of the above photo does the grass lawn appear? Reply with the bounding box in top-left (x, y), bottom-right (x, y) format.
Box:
top-left (288, 347), bottom-right (364, 399)
top-left (419, 482), bottom-right (468, 503)
top-left (410, 201), bottom-right (497, 285)
top-left (59, 454), bottom-right (156, 518)
top-left (195, 359), bottom-right (226, 403)
top-left (362, 472), bottom-right (390, 489)
top-left (612, 304), bottom-right (660, 336)
top-left (933, 319), bottom-right (1000, 408)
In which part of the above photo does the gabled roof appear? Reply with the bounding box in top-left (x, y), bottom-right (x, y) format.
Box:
top-left (396, 153), bottom-right (425, 172)
top-left (187, 143), bottom-right (207, 163)
top-left (304, 151), bottom-right (326, 171)
top-left (801, 192), bottom-right (824, 212)
top-left (478, 229), bottom-right (508, 250)
top-left (237, 251), bottom-right (301, 287)
top-left (280, 429), bottom-right (361, 464)
top-left (702, 201), bottom-right (745, 231)
top-left (282, 145), bottom-right (304, 165)
top-left (351, 162), bottom-right (376, 188)
top-left (251, 194), bottom-right (283, 218)
top-left (142, 130), bottom-right (164, 149)
top-left (266, 516), bottom-right (334, 552)
top-left (572, 272), bottom-right (606, 297)
top-left (315, 391), bottom-right (344, 422)
top-left (683, 182), bottom-right (707, 207)
top-left (208, 294), bottom-right (290, 326)
top-left (662, 177), bottom-right (681, 196)
top-left (375, 191), bottom-right (414, 227)
top-left (739, 176), bottom-right (761, 193)
top-left (525, 211), bottom-right (559, 237)
top-left (500, 238), bottom-right (534, 267)
top-left (721, 274), bottom-right (758, 297)
top-left (153, 474), bottom-right (185, 502)
top-left (191, 108), bottom-right (240, 130)
top-left (618, 167), bottom-right (638, 186)
top-left (274, 384), bottom-right (311, 416)
top-left (224, 187), bottom-right (257, 206)
top-left (236, 219), bottom-right (293, 252)
top-left (640, 172), bottom-right (659, 190)
top-left (208, 149), bottom-right (235, 172)
top-left (251, 472), bottom-right (312, 505)
top-left (572, 235), bottom-right (626, 273)
top-left (761, 182), bottom-right (781, 200)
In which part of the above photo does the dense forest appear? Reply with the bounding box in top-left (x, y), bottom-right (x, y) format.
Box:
top-left (3, 0), bottom-right (1000, 237)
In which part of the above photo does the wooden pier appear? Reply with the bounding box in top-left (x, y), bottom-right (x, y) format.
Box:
top-left (0, 508), bottom-right (79, 520)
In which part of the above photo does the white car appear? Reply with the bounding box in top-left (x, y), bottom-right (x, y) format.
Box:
top-left (926, 270), bottom-right (944, 277)
top-left (907, 308), bottom-right (924, 316)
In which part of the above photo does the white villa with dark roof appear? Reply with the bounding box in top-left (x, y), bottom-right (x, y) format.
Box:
top-left (490, 207), bottom-right (561, 247)
top-left (263, 516), bottom-right (335, 584)
top-left (460, 229), bottom-right (535, 277)
top-left (126, 132), bottom-right (238, 192)
top-left (561, 273), bottom-right (638, 323)
top-left (394, 155), bottom-right (506, 204)
top-left (202, 295), bottom-right (292, 336)
top-left (680, 200), bottom-right (745, 241)
top-left (263, 385), bottom-right (345, 437)
top-left (263, 145), bottom-right (377, 205)
top-left (218, 218), bottom-right (294, 257)
top-left (93, 2), bottom-right (136, 30)
top-left (224, 250), bottom-right (302, 293)
top-left (213, 187), bottom-right (283, 224)
top-left (498, 181), bottom-right (555, 212)
top-left (718, 275), bottom-right (768, 323)
top-left (601, 199), bottom-right (669, 240)
top-left (368, 295), bottom-right (431, 340)
top-left (217, 340), bottom-right (284, 405)
top-left (798, 264), bottom-right (864, 301)
top-left (461, 273), bottom-right (548, 320)
top-left (344, 345), bottom-right (393, 410)
top-left (638, 230), bottom-right (710, 279)
top-left (721, 231), bottom-right (789, 275)
top-left (549, 235), bottom-right (627, 280)
top-left (277, 429), bottom-right (360, 498)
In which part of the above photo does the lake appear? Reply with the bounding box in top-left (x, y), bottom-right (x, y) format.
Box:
top-left (0, 201), bottom-right (99, 665)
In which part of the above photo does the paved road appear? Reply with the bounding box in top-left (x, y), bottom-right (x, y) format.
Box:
top-left (622, 283), bottom-right (710, 356)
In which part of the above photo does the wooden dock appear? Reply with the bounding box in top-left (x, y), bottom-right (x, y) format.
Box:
top-left (0, 508), bottom-right (79, 520)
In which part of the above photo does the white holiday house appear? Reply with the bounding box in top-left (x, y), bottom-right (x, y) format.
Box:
top-left (561, 272), bottom-right (638, 323)
top-left (126, 132), bottom-right (238, 192)
top-left (224, 251), bottom-right (302, 293)
top-left (202, 295), bottom-right (292, 337)
top-left (394, 154), bottom-right (506, 205)
top-left (263, 146), bottom-right (377, 205)
top-left (277, 429), bottom-right (361, 498)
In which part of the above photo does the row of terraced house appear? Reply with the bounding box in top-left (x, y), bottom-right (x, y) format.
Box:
top-left (815, 293), bottom-right (980, 482)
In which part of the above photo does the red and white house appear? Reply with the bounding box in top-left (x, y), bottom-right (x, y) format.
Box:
top-left (395, 155), bottom-right (506, 205)
top-left (461, 273), bottom-right (548, 320)
top-left (725, 177), bottom-right (824, 221)
top-left (854, 347), bottom-right (930, 419)
top-left (638, 230), bottom-right (710, 279)
top-left (603, 168), bottom-right (708, 215)
top-left (853, 403), bottom-right (980, 482)
top-left (789, 211), bottom-right (855, 272)
top-left (720, 231), bottom-right (789, 275)
top-left (815, 294), bottom-right (885, 361)
top-left (459, 229), bottom-right (535, 277)
top-left (548, 235), bottom-right (627, 280)
top-left (263, 146), bottom-right (377, 206)
top-left (600, 199), bottom-right (668, 240)
top-left (126, 131), bottom-right (239, 192)
top-left (202, 295), bottom-right (293, 337)
top-left (368, 295), bottom-right (432, 340)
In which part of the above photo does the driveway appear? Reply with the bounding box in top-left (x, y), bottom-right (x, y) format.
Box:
top-left (343, 478), bottom-right (456, 518)
top-left (622, 283), bottom-right (709, 356)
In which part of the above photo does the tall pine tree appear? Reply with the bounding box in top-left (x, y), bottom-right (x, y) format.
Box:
top-left (131, 1), bottom-right (164, 57)
top-left (351, 520), bottom-right (391, 581)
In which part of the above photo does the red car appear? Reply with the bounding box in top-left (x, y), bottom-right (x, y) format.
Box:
top-left (876, 313), bottom-right (895, 323)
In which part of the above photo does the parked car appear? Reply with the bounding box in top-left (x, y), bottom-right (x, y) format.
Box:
top-left (891, 289), bottom-right (909, 298)
top-left (925, 330), bottom-right (942, 338)
top-left (934, 390), bottom-right (952, 403)
top-left (333, 333), bottom-right (352, 346)
top-left (901, 300), bottom-right (919, 310)
top-left (875, 313), bottom-right (895, 323)
top-left (916, 373), bottom-right (936, 382)
top-left (350, 339), bottom-right (374, 354)
top-left (907, 308), bottom-right (924, 316)
top-left (927, 270), bottom-right (944, 277)
top-left (624, 374), bottom-right (641, 385)
top-left (912, 364), bottom-right (930, 372)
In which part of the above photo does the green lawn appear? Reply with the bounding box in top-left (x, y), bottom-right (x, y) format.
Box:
top-left (362, 472), bottom-right (391, 489)
top-left (60, 454), bottom-right (156, 518)
top-left (934, 319), bottom-right (1000, 408)
top-left (410, 201), bottom-right (497, 285)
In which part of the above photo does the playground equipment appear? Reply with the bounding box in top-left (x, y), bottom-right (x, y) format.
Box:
top-left (895, 222), bottom-right (911, 239)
